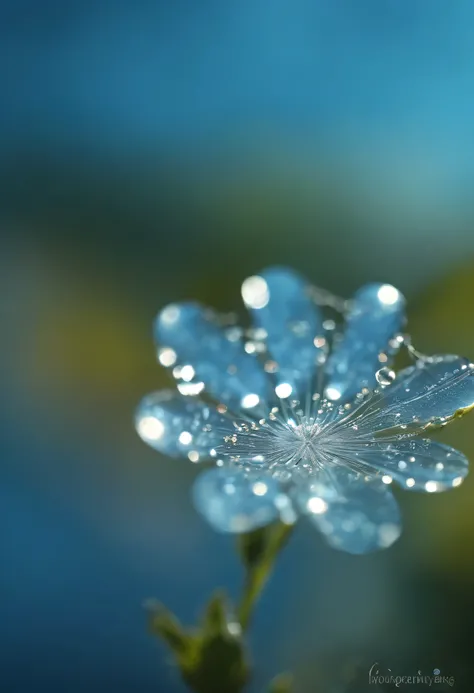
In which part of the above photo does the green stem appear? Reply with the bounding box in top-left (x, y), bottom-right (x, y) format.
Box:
top-left (237, 522), bottom-right (294, 631)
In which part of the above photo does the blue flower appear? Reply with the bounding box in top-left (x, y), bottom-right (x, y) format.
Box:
top-left (136, 267), bottom-right (474, 554)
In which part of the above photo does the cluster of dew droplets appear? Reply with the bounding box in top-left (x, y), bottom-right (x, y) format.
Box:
top-left (154, 286), bottom-right (442, 484)
top-left (218, 338), bottom-right (451, 485)
top-left (213, 328), bottom-right (396, 480)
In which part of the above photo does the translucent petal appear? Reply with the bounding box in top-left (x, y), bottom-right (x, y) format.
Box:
top-left (347, 439), bottom-right (468, 492)
top-left (353, 356), bottom-right (474, 436)
top-left (192, 467), bottom-right (283, 533)
top-left (294, 467), bottom-right (401, 554)
top-left (135, 390), bottom-right (233, 461)
top-left (155, 302), bottom-right (268, 409)
top-left (242, 267), bottom-right (324, 399)
top-left (325, 283), bottom-right (406, 403)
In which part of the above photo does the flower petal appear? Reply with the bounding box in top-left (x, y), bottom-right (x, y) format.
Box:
top-left (294, 467), bottom-right (401, 554)
top-left (242, 267), bottom-right (324, 399)
top-left (348, 439), bottom-right (468, 492)
top-left (155, 302), bottom-right (268, 409)
top-left (135, 390), bottom-right (233, 461)
top-left (325, 283), bottom-right (406, 403)
top-left (355, 356), bottom-right (474, 436)
top-left (192, 467), bottom-right (283, 533)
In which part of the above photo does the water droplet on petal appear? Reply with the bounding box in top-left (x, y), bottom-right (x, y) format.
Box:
top-left (275, 382), bottom-right (293, 398)
top-left (241, 393), bottom-right (260, 409)
top-left (241, 275), bottom-right (270, 309)
top-left (158, 347), bottom-right (177, 367)
top-left (137, 416), bottom-right (165, 441)
top-left (325, 386), bottom-right (342, 401)
top-left (376, 367), bottom-right (396, 386)
top-left (307, 497), bottom-right (328, 514)
top-left (178, 431), bottom-right (193, 445)
top-left (322, 319), bottom-right (336, 331)
top-left (377, 284), bottom-right (401, 306)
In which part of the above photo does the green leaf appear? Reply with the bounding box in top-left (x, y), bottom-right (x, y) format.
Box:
top-left (145, 600), bottom-right (191, 655)
top-left (145, 523), bottom-right (295, 691)
top-left (146, 596), bottom-right (249, 693)
top-left (202, 591), bottom-right (232, 636)
top-left (181, 628), bottom-right (249, 693)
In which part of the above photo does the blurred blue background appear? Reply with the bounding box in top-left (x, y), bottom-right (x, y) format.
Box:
top-left (2, 1), bottom-right (474, 691)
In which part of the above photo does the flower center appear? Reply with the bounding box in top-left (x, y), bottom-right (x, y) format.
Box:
top-left (222, 413), bottom-right (327, 472)
top-left (290, 420), bottom-right (323, 466)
